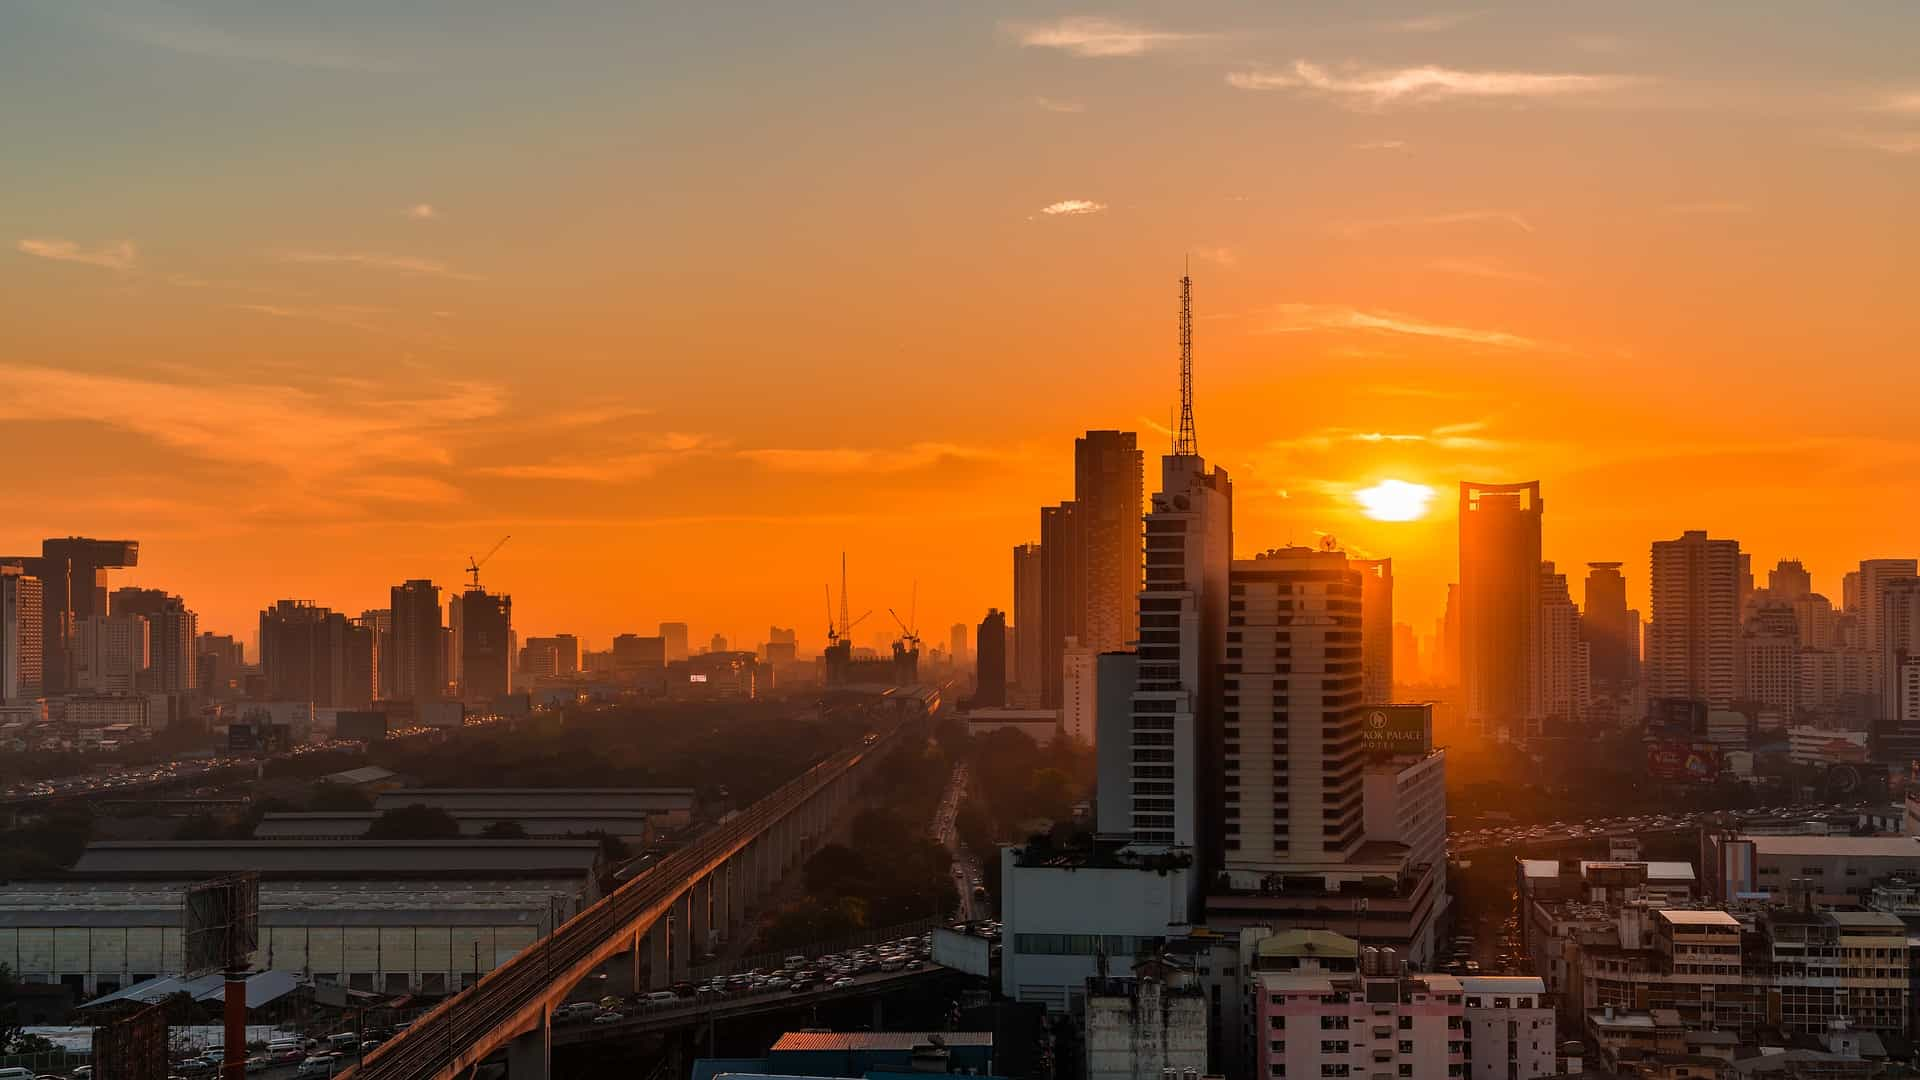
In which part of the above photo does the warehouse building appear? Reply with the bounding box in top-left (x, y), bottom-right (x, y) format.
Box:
top-left (0, 839), bottom-right (600, 998)
top-left (252, 809), bottom-right (652, 847)
top-left (372, 787), bottom-right (696, 828)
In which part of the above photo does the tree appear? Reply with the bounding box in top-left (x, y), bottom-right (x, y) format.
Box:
top-left (0, 962), bottom-right (54, 1055)
top-left (480, 820), bottom-right (527, 839)
top-left (365, 804), bottom-right (460, 839)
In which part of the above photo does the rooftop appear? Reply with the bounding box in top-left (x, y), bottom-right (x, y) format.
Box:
top-left (1655, 909), bottom-right (1742, 928)
top-left (1259, 929), bottom-right (1359, 959)
top-left (323, 765), bottom-right (397, 786)
top-left (0, 879), bottom-right (575, 926)
top-left (66, 839), bottom-right (602, 879)
top-left (1746, 835), bottom-right (1920, 857)
top-left (1459, 976), bottom-right (1547, 994)
top-left (769, 1032), bottom-right (993, 1052)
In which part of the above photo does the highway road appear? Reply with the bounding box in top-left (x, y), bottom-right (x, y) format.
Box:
top-left (1447, 801), bottom-right (1877, 857)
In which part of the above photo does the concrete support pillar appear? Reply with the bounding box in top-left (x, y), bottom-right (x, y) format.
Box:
top-left (648, 921), bottom-right (670, 991)
top-left (715, 860), bottom-right (733, 940)
top-left (691, 876), bottom-right (711, 960)
top-left (671, 895), bottom-right (692, 984)
top-left (507, 1016), bottom-right (550, 1080)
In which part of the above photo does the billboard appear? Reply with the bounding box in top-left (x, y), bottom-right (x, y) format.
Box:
top-left (1647, 740), bottom-right (1720, 783)
top-left (931, 927), bottom-right (991, 978)
top-left (183, 873), bottom-right (259, 975)
top-left (1361, 704), bottom-right (1432, 759)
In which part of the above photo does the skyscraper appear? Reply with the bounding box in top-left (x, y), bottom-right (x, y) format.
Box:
top-left (1859, 558), bottom-right (1918, 692)
top-left (660, 622), bottom-right (690, 663)
top-left (1128, 273), bottom-right (1230, 852)
top-left (459, 588), bottom-right (513, 700)
top-left (1581, 562), bottom-right (1640, 725)
top-left (1, 565), bottom-right (44, 702)
top-left (1458, 482), bottom-right (1543, 738)
top-left (1843, 571), bottom-right (1862, 614)
top-left (1537, 562), bottom-right (1589, 729)
top-left (1646, 530), bottom-right (1743, 709)
top-left (4, 537), bottom-right (138, 692)
top-left (259, 601), bottom-right (374, 707)
top-left (112, 587), bottom-right (197, 694)
top-left (1350, 557), bottom-right (1393, 704)
top-left (1075, 429), bottom-right (1145, 656)
top-left (1222, 546), bottom-right (1365, 871)
top-left (1011, 543), bottom-right (1042, 705)
top-left (1038, 501), bottom-right (1083, 708)
top-left (360, 608), bottom-right (393, 700)
top-left (1062, 636), bottom-right (1095, 746)
top-left (195, 633), bottom-right (243, 698)
top-left (1769, 559), bottom-right (1812, 602)
top-left (1879, 576), bottom-right (1920, 732)
top-left (389, 579), bottom-right (444, 701)
top-left (975, 608), bottom-right (1006, 707)
top-left (949, 622), bottom-right (969, 670)
top-left (76, 614), bottom-right (148, 693)
top-left (1392, 622), bottom-right (1421, 685)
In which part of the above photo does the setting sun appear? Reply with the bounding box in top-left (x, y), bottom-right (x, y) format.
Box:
top-left (1355, 479), bottom-right (1436, 522)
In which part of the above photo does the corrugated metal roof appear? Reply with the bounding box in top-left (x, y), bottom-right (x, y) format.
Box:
top-left (81, 969), bottom-right (303, 1010)
top-left (770, 1032), bottom-right (993, 1051)
top-left (68, 840), bottom-right (601, 878)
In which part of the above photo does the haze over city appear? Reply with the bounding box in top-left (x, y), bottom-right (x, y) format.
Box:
top-left (6, 2), bottom-right (1919, 646)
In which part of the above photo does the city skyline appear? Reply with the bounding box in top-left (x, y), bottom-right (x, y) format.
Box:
top-left (6, 2), bottom-right (1919, 645)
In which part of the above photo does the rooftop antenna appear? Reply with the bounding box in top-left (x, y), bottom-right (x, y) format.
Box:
top-left (1174, 268), bottom-right (1197, 457)
top-left (839, 551), bottom-right (851, 640)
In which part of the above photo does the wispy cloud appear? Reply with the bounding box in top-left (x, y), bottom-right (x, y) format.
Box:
top-left (90, 7), bottom-right (413, 72)
top-left (1264, 303), bottom-right (1540, 349)
top-left (1839, 130), bottom-right (1920, 155)
top-left (1004, 16), bottom-right (1203, 58)
top-left (1033, 96), bottom-right (1086, 114)
top-left (279, 250), bottom-right (481, 280)
top-left (1425, 257), bottom-right (1544, 283)
top-left (1334, 209), bottom-right (1534, 234)
top-left (17, 237), bottom-right (138, 271)
top-left (1880, 92), bottom-right (1920, 113)
top-left (740, 442), bottom-right (1003, 475)
top-left (1190, 246), bottom-right (1237, 268)
top-left (479, 433), bottom-right (719, 482)
top-left (405, 203), bottom-right (439, 221)
top-left (1353, 139), bottom-right (1408, 151)
top-left (1137, 415), bottom-right (1174, 438)
top-left (1663, 200), bottom-right (1754, 215)
top-left (1375, 11), bottom-right (1483, 33)
top-left (1228, 61), bottom-right (1637, 108)
top-left (1038, 199), bottom-right (1107, 217)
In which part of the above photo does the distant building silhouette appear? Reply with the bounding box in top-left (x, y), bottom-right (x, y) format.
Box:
top-left (1039, 501), bottom-right (1083, 708)
top-left (1458, 482), bottom-right (1543, 739)
top-left (2, 537), bottom-right (138, 692)
top-left (388, 579), bottom-right (444, 701)
top-left (1538, 562), bottom-right (1589, 729)
top-left (612, 634), bottom-right (666, 672)
top-left (1859, 559), bottom-right (1918, 701)
top-left (1076, 430), bottom-right (1145, 656)
top-left (1647, 530), bottom-right (1743, 710)
top-left (0, 565), bottom-right (42, 702)
top-left (111, 587), bottom-right (196, 694)
top-left (195, 632), bottom-right (243, 698)
top-left (949, 622), bottom-right (968, 670)
top-left (458, 588), bottom-right (512, 700)
top-left (1062, 635), bottom-right (1095, 745)
top-left (659, 622), bottom-right (690, 663)
top-left (975, 608), bottom-right (1007, 707)
top-left (1769, 559), bottom-right (1812, 602)
top-left (360, 608), bottom-right (393, 699)
top-left (258, 600), bottom-right (374, 708)
top-left (1581, 562), bottom-right (1640, 726)
top-left (1350, 557), bottom-right (1393, 704)
top-left (1011, 543), bottom-right (1042, 705)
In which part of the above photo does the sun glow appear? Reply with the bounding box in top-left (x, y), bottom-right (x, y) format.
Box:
top-left (1355, 479), bottom-right (1435, 522)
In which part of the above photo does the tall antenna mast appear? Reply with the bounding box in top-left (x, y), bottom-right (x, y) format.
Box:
top-left (1175, 270), bottom-right (1198, 456)
top-left (839, 552), bottom-right (851, 640)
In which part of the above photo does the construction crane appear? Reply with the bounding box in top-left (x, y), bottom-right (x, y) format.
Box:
top-left (826, 553), bottom-right (873, 645)
top-left (466, 535), bottom-right (510, 590)
top-left (887, 581), bottom-right (921, 650)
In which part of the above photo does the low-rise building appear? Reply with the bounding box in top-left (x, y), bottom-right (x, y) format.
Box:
top-left (1085, 974), bottom-right (1209, 1080)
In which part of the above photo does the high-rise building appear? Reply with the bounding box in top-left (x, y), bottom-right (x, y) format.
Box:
top-left (1222, 546), bottom-right (1366, 872)
top-left (258, 601), bottom-right (374, 707)
top-left (1128, 450), bottom-right (1231, 851)
top-left (659, 622), bottom-right (690, 663)
top-left (949, 623), bottom-right (968, 670)
top-left (1859, 559), bottom-right (1919, 693)
top-left (1843, 571), bottom-right (1862, 614)
top-left (1392, 621), bottom-right (1420, 685)
top-left (388, 579), bottom-right (444, 701)
top-left (1, 565), bottom-right (45, 702)
top-left (1062, 636), bottom-right (1095, 746)
top-left (360, 609), bottom-right (393, 699)
top-left (1646, 530), bottom-right (1743, 710)
top-left (1012, 543), bottom-right (1043, 705)
top-left (522, 634), bottom-right (580, 677)
top-left (1880, 577), bottom-right (1920, 732)
top-left (76, 614), bottom-right (148, 693)
top-left (195, 633), bottom-right (243, 697)
top-left (612, 634), bottom-right (667, 671)
top-left (458, 588), bottom-right (512, 700)
top-left (708, 632), bottom-right (728, 654)
top-left (1538, 562), bottom-right (1589, 729)
top-left (1792, 594), bottom-right (1837, 650)
top-left (1744, 612), bottom-right (1800, 724)
top-left (3, 537), bottom-right (138, 692)
top-left (975, 609), bottom-right (1007, 707)
top-left (1438, 583), bottom-right (1461, 687)
top-left (1458, 482), bottom-right (1543, 738)
top-left (1039, 501), bottom-right (1083, 708)
top-left (1770, 559), bottom-right (1813, 602)
top-left (1075, 429), bottom-right (1145, 656)
top-left (1581, 562), bottom-right (1638, 693)
top-left (1350, 557), bottom-right (1393, 704)
top-left (112, 587), bottom-right (196, 694)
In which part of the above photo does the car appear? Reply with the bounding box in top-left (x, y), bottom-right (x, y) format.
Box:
top-left (830, 977), bottom-right (853, 988)
top-left (592, 1012), bottom-right (624, 1024)
top-left (294, 1057), bottom-right (339, 1078)
top-left (246, 1055), bottom-right (272, 1073)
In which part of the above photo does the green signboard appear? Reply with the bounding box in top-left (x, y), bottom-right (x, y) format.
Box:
top-left (1361, 704), bottom-right (1431, 758)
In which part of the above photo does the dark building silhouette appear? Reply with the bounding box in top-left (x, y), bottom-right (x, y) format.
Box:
top-left (1039, 501), bottom-right (1083, 708)
top-left (975, 608), bottom-right (1007, 706)
top-left (1582, 562), bottom-right (1641, 724)
top-left (3, 537), bottom-right (138, 692)
top-left (1011, 542), bottom-right (1042, 704)
top-left (389, 579), bottom-right (444, 701)
top-left (659, 622), bottom-right (690, 663)
top-left (1076, 430), bottom-right (1145, 655)
top-left (458, 588), bottom-right (512, 700)
top-left (1458, 482), bottom-right (1543, 738)
top-left (258, 600), bottom-right (373, 708)
top-left (111, 586), bottom-right (197, 694)
top-left (1, 564), bottom-right (43, 701)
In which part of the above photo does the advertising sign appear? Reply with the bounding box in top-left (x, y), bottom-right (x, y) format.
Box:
top-left (1361, 704), bottom-right (1432, 758)
top-left (931, 927), bottom-right (991, 978)
top-left (1646, 740), bottom-right (1720, 783)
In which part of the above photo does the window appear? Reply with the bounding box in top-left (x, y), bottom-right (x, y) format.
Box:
top-left (1322, 1015), bottom-right (1350, 1030)
top-left (1320, 1041), bottom-right (1349, 1055)
top-left (1399, 1041), bottom-right (1414, 1054)
top-left (1320, 1067), bottom-right (1349, 1078)
top-left (1270, 1068), bottom-right (1285, 1078)
top-left (1399, 1016), bottom-right (1413, 1030)
top-left (1270, 1041), bottom-right (1286, 1053)
top-left (1271, 1014), bottom-right (1286, 1028)
top-left (1399, 1068), bottom-right (1412, 1079)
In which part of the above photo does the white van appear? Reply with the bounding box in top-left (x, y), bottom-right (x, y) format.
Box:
top-left (0, 1067), bottom-right (38, 1080)
top-left (645, 990), bottom-right (679, 1003)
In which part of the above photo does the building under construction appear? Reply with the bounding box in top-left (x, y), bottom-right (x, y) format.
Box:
top-left (821, 554), bottom-right (918, 687)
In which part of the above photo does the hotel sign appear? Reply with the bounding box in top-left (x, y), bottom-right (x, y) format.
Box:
top-left (1362, 704), bottom-right (1432, 758)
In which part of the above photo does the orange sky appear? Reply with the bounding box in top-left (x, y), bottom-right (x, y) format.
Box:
top-left (3, 3), bottom-right (1917, 652)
